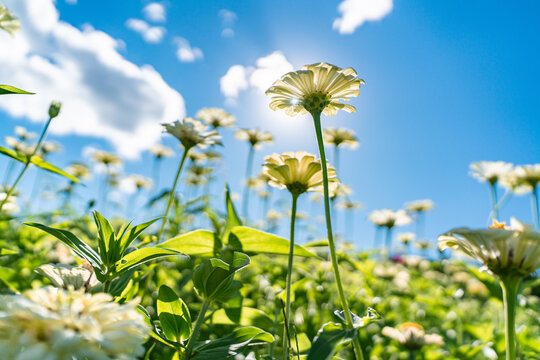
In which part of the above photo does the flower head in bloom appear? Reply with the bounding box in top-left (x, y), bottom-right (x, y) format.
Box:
top-left (35, 263), bottom-right (98, 291)
top-left (470, 161), bottom-right (514, 185)
top-left (41, 141), bottom-right (62, 156)
top-left (66, 163), bottom-right (91, 180)
top-left (150, 144), bottom-right (174, 159)
top-left (128, 174), bottom-right (154, 191)
top-left (0, 191), bottom-right (18, 213)
top-left (187, 149), bottom-right (206, 163)
top-left (163, 117), bottom-right (221, 150)
top-left (203, 149), bottom-right (222, 162)
top-left (91, 150), bottom-right (122, 167)
top-left (266, 62), bottom-right (364, 117)
top-left (503, 164), bottom-right (540, 192)
top-left (196, 107), bottom-right (236, 129)
top-left (14, 126), bottom-right (37, 140)
top-left (397, 232), bottom-right (416, 245)
top-left (0, 286), bottom-right (149, 359)
top-left (368, 209), bottom-right (412, 228)
top-left (235, 128), bottom-right (273, 149)
top-left (405, 199), bottom-right (434, 213)
top-left (263, 151), bottom-right (339, 196)
top-left (330, 183), bottom-right (352, 200)
top-left (438, 218), bottom-right (540, 277)
top-left (322, 127), bottom-right (359, 148)
top-left (382, 323), bottom-right (444, 351)
top-left (4, 136), bottom-right (33, 156)
top-left (336, 199), bottom-right (363, 210)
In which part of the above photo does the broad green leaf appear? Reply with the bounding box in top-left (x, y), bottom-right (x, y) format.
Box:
top-left (304, 239), bottom-right (329, 247)
top-left (193, 326), bottom-right (273, 360)
top-left (25, 222), bottom-right (104, 272)
top-left (119, 217), bottom-right (162, 253)
top-left (0, 147), bottom-right (80, 183)
top-left (157, 285), bottom-right (192, 342)
top-left (0, 248), bottom-right (18, 255)
top-left (229, 226), bottom-right (317, 257)
top-left (307, 322), bottom-right (350, 360)
top-left (93, 211), bottom-right (115, 264)
top-left (0, 85), bottom-right (33, 95)
top-left (138, 305), bottom-right (181, 350)
top-left (210, 307), bottom-right (274, 331)
top-left (160, 230), bottom-right (216, 256)
top-left (115, 247), bottom-right (182, 273)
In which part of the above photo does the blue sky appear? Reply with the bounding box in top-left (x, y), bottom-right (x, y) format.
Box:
top-left (1, 0), bottom-right (539, 252)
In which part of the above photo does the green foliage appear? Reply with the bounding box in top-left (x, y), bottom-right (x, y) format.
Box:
top-left (158, 285), bottom-right (192, 343)
top-left (0, 85), bottom-right (34, 95)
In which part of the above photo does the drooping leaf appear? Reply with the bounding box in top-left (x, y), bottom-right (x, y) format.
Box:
top-left (160, 230), bottom-right (216, 256)
top-left (229, 226), bottom-right (317, 257)
top-left (157, 285), bottom-right (192, 343)
top-left (0, 147), bottom-right (80, 183)
top-left (307, 322), bottom-right (350, 360)
top-left (193, 326), bottom-right (273, 360)
top-left (0, 85), bottom-right (33, 95)
top-left (115, 247), bottom-right (182, 273)
top-left (210, 307), bottom-right (274, 331)
top-left (25, 222), bottom-right (104, 272)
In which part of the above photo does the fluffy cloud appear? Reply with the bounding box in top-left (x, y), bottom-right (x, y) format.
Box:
top-left (174, 37), bottom-right (203, 62)
top-left (125, 18), bottom-right (166, 43)
top-left (333, 0), bottom-right (393, 34)
top-left (219, 9), bottom-right (237, 38)
top-left (0, 0), bottom-right (184, 159)
top-left (143, 3), bottom-right (166, 22)
top-left (220, 51), bottom-right (293, 105)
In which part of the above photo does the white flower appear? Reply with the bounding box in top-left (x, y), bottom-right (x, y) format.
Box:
top-left (196, 107), bottom-right (236, 129)
top-left (405, 199), bottom-right (434, 213)
top-left (382, 323), bottom-right (444, 350)
top-left (502, 164), bottom-right (540, 194)
top-left (439, 218), bottom-right (540, 276)
top-left (368, 209), bottom-right (412, 228)
top-left (35, 263), bottom-right (98, 291)
top-left (150, 144), bottom-right (174, 159)
top-left (0, 287), bottom-right (149, 360)
top-left (397, 232), bottom-right (416, 245)
top-left (322, 127), bottom-right (359, 148)
top-left (235, 128), bottom-right (273, 149)
top-left (163, 117), bottom-right (222, 149)
top-left (470, 161), bottom-right (514, 185)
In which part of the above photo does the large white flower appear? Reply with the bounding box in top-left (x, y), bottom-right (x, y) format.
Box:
top-left (439, 219), bottom-right (540, 276)
top-left (368, 209), bottom-right (412, 228)
top-left (196, 107), bottom-right (236, 129)
top-left (163, 117), bottom-right (222, 150)
top-left (469, 161), bottom-right (514, 185)
top-left (0, 287), bottom-right (149, 360)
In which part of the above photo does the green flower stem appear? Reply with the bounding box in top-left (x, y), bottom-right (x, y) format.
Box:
top-left (242, 145), bottom-right (255, 220)
top-left (384, 226), bottom-right (393, 259)
top-left (489, 182), bottom-right (499, 222)
top-left (157, 148), bottom-right (190, 243)
top-left (312, 112), bottom-right (364, 360)
top-left (184, 299), bottom-right (210, 360)
top-left (408, 351), bottom-right (416, 360)
top-left (531, 185), bottom-right (539, 230)
top-left (0, 116), bottom-right (52, 212)
top-left (283, 192), bottom-right (299, 360)
top-left (103, 279), bottom-right (112, 294)
top-left (500, 275), bottom-right (520, 360)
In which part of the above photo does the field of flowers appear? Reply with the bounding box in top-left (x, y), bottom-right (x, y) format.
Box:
top-left (1, 5), bottom-right (540, 360)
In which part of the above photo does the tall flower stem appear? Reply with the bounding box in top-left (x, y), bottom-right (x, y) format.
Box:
top-left (384, 227), bottom-right (393, 259)
top-left (0, 116), bottom-right (52, 212)
top-left (500, 275), bottom-right (520, 360)
top-left (489, 182), bottom-right (499, 222)
top-left (283, 192), bottom-right (299, 360)
top-left (531, 185), bottom-right (539, 230)
top-left (312, 112), bottom-right (364, 360)
top-left (157, 148), bottom-right (189, 243)
top-left (184, 299), bottom-right (210, 360)
top-left (242, 145), bottom-right (255, 221)
top-left (408, 351), bottom-right (416, 360)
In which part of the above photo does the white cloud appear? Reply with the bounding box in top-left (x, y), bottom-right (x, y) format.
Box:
top-left (218, 9), bottom-right (237, 38)
top-left (221, 28), bottom-right (234, 38)
top-left (174, 37), bottom-right (203, 63)
top-left (143, 3), bottom-right (166, 22)
top-left (333, 0), bottom-right (393, 34)
top-left (220, 51), bottom-right (293, 104)
top-left (0, 0), bottom-right (184, 159)
top-left (125, 18), bottom-right (166, 43)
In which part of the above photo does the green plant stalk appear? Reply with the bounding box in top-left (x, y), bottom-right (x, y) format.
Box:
top-left (0, 116), bottom-right (52, 212)
top-left (500, 275), bottom-right (520, 360)
top-left (489, 182), bottom-right (499, 222)
top-left (157, 148), bottom-right (189, 243)
top-left (312, 112), bottom-right (364, 360)
top-left (184, 299), bottom-right (210, 360)
top-left (103, 279), bottom-right (112, 294)
top-left (242, 145), bottom-right (255, 220)
top-left (531, 185), bottom-right (539, 230)
top-left (283, 192), bottom-right (299, 360)
top-left (384, 226), bottom-right (393, 259)
top-left (408, 350), bottom-right (416, 360)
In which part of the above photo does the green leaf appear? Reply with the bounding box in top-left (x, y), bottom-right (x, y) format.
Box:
top-left (0, 85), bottom-right (34, 95)
top-left (157, 285), bottom-right (192, 342)
top-left (160, 230), bottom-right (216, 256)
top-left (193, 326), bottom-right (274, 360)
top-left (229, 226), bottom-right (317, 257)
top-left (25, 222), bottom-right (104, 272)
top-left (210, 307), bottom-right (274, 331)
top-left (119, 217), bottom-right (162, 254)
top-left (307, 322), bottom-right (350, 360)
top-left (333, 308), bottom-right (382, 329)
top-left (222, 185), bottom-right (242, 243)
top-left (93, 211), bottom-right (116, 264)
top-left (0, 147), bottom-right (80, 183)
top-left (115, 247), bottom-right (182, 273)
top-left (0, 248), bottom-right (18, 256)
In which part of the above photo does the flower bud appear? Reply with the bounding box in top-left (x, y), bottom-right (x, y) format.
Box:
top-left (48, 101), bottom-right (62, 118)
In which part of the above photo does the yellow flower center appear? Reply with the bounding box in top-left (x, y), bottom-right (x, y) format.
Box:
top-left (489, 220), bottom-right (507, 229)
top-left (400, 322), bottom-right (424, 331)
